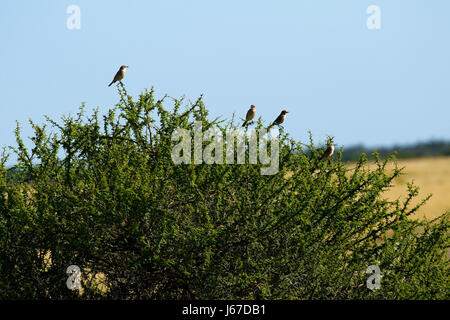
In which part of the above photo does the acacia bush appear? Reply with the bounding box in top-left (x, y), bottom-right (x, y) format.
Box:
top-left (0, 85), bottom-right (448, 299)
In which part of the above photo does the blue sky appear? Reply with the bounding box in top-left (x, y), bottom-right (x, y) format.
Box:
top-left (1, 1), bottom-right (449, 164)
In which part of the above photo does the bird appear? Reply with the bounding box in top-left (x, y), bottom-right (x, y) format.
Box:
top-left (309, 140), bottom-right (335, 173)
top-left (108, 65), bottom-right (128, 87)
top-left (242, 105), bottom-right (256, 127)
top-left (270, 110), bottom-right (289, 128)
top-left (320, 141), bottom-right (335, 161)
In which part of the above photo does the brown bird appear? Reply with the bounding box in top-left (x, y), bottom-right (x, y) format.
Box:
top-left (108, 65), bottom-right (128, 87)
top-left (320, 141), bottom-right (335, 161)
top-left (242, 105), bottom-right (256, 127)
top-left (270, 110), bottom-right (289, 127)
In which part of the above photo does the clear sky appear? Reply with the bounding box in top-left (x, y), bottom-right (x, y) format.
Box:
top-left (1, 0), bottom-right (449, 164)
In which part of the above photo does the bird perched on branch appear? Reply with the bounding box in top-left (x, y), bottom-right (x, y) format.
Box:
top-left (108, 65), bottom-right (128, 87)
top-left (320, 141), bottom-right (335, 161)
top-left (242, 105), bottom-right (256, 127)
top-left (310, 139), bottom-right (335, 173)
top-left (269, 110), bottom-right (289, 128)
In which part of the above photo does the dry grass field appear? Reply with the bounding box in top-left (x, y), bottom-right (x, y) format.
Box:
top-left (348, 156), bottom-right (450, 221)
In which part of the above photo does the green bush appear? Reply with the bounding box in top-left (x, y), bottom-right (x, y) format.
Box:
top-left (0, 86), bottom-right (448, 299)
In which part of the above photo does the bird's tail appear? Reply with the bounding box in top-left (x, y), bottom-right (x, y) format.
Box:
top-left (311, 154), bottom-right (330, 173)
top-left (242, 121), bottom-right (247, 127)
top-left (309, 159), bottom-right (320, 173)
top-left (108, 81), bottom-right (113, 87)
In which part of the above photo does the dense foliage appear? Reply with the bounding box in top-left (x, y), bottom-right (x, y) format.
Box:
top-left (0, 85), bottom-right (448, 299)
